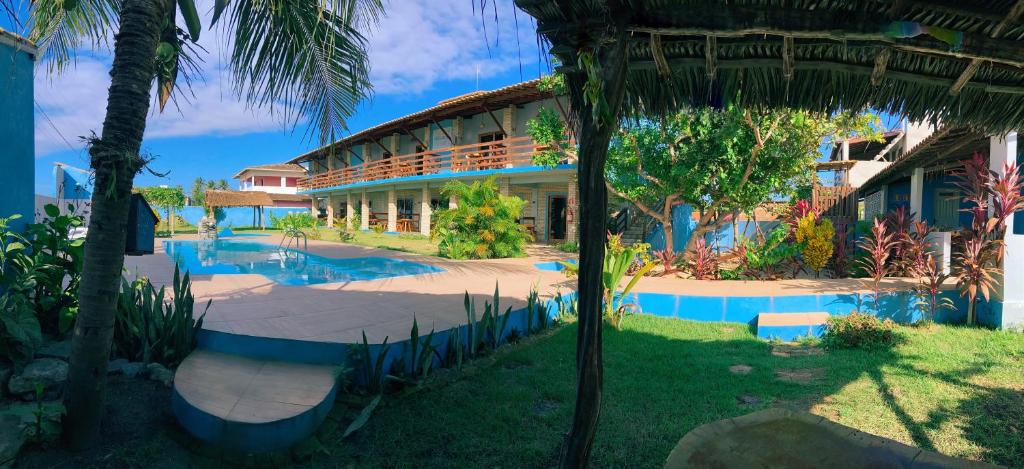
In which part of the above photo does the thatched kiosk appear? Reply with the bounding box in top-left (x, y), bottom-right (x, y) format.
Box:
top-left (513, 1), bottom-right (1024, 465)
top-left (202, 190), bottom-right (275, 236)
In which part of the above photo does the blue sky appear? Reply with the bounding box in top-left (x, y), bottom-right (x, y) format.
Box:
top-left (5, 0), bottom-right (545, 195)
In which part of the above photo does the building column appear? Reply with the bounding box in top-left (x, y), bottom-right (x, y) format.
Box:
top-left (910, 167), bottom-right (924, 221)
top-left (326, 194), bottom-right (335, 227)
top-left (387, 188), bottom-right (397, 232)
top-left (311, 195), bottom-right (318, 218)
top-left (345, 192), bottom-right (354, 230)
top-left (420, 185), bottom-right (432, 236)
top-left (879, 185), bottom-right (889, 215)
top-left (449, 195), bottom-right (458, 209)
top-left (566, 175), bottom-right (579, 242)
top-left (990, 133), bottom-right (1023, 329)
top-left (360, 192), bottom-right (369, 230)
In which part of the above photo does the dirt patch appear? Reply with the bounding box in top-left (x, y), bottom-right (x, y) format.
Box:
top-left (775, 368), bottom-right (825, 384)
top-left (771, 345), bottom-right (824, 358)
top-left (16, 376), bottom-right (191, 468)
top-left (736, 394), bottom-right (763, 407)
top-left (729, 364), bottom-right (753, 375)
top-left (532, 399), bottom-right (560, 416)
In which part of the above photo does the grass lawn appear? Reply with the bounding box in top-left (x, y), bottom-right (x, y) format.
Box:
top-left (19, 315), bottom-right (1022, 467)
top-left (313, 229), bottom-right (440, 256)
top-left (321, 316), bottom-right (1024, 467)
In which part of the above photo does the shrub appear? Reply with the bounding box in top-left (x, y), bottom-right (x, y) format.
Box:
top-left (112, 266), bottom-right (209, 367)
top-left (686, 238), bottom-right (718, 280)
top-left (855, 219), bottom-right (898, 307)
top-left (796, 214), bottom-right (834, 276)
top-left (822, 312), bottom-right (900, 349)
top-left (734, 226), bottom-right (800, 280)
top-left (269, 211), bottom-right (318, 230)
top-left (557, 241), bottom-right (579, 253)
top-left (559, 237), bottom-right (656, 329)
top-left (830, 225), bottom-right (851, 278)
top-left (884, 207), bottom-right (915, 276)
top-left (432, 176), bottom-right (531, 259)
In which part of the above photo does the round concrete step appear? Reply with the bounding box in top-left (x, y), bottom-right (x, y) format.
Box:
top-left (172, 350), bottom-right (339, 452)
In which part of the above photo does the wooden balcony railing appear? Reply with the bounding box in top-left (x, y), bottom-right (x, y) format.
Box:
top-left (298, 136), bottom-right (553, 191)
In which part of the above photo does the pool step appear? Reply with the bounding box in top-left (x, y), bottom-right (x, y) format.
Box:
top-left (756, 312), bottom-right (830, 341)
top-left (172, 350), bottom-right (340, 453)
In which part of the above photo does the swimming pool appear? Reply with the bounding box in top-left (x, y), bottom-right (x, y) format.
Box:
top-left (163, 240), bottom-right (443, 285)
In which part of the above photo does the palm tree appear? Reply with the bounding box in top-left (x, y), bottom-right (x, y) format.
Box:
top-left (26, 0), bottom-right (382, 449)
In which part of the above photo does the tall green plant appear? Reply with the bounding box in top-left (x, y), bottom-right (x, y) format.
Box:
top-left (560, 237), bottom-right (656, 329)
top-left (137, 186), bottom-right (186, 236)
top-left (432, 176), bottom-right (531, 259)
top-left (112, 266), bottom-right (209, 367)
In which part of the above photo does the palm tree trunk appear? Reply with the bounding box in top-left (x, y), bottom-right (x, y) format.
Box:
top-left (64, 0), bottom-right (165, 450)
top-left (559, 37), bottom-right (630, 468)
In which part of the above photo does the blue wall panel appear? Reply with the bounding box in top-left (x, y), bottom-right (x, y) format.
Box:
top-left (157, 206), bottom-right (309, 227)
top-left (0, 41), bottom-right (35, 231)
top-left (645, 203), bottom-right (780, 253)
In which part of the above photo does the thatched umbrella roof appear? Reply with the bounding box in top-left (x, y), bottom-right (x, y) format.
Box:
top-left (204, 190), bottom-right (274, 208)
top-left (519, 0), bottom-right (1024, 132)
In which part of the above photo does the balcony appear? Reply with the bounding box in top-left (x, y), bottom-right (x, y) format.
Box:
top-left (298, 136), bottom-right (555, 191)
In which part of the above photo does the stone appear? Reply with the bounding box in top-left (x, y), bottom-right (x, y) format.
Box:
top-left (197, 216), bottom-right (218, 240)
top-left (0, 413), bottom-right (26, 468)
top-left (107, 358), bottom-right (129, 375)
top-left (775, 367), bottom-right (825, 384)
top-left (736, 394), bottom-right (762, 406)
top-left (729, 364), bottom-right (753, 375)
top-left (35, 339), bottom-right (72, 361)
top-left (146, 363), bottom-right (174, 387)
top-left (7, 358), bottom-right (68, 398)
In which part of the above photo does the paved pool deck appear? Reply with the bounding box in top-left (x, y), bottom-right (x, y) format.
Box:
top-left (125, 234), bottom-right (926, 345)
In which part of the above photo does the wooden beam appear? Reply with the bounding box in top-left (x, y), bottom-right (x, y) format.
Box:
top-left (370, 138), bottom-right (391, 156)
top-left (481, 105), bottom-right (508, 136)
top-left (705, 35), bottom-right (717, 81)
top-left (872, 48), bottom-right (891, 86)
top-left (628, 57), bottom-right (1024, 95)
top-left (650, 34), bottom-right (672, 77)
top-left (949, 0), bottom-right (1024, 95)
top-left (430, 118), bottom-right (454, 144)
top-left (782, 36), bottom-right (794, 81)
top-left (400, 126), bottom-right (428, 149)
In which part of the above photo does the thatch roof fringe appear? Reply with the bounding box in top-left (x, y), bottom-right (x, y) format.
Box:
top-left (519, 0), bottom-right (1024, 133)
top-left (205, 190), bottom-right (274, 208)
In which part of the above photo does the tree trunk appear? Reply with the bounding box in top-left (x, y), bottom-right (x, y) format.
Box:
top-left (559, 37), bottom-right (630, 468)
top-left (662, 198), bottom-right (674, 255)
top-left (684, 209), bottom-right (717, 254)
top-left (169, 206), bottom-right (175, 236)
top-left (64, 0), bottom-right (164, 450)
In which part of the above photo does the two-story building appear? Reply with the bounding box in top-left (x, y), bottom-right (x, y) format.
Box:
top-left (289, 80), bottom-right (578, 243)
top-left (232, 163), bottom-right (310, 208)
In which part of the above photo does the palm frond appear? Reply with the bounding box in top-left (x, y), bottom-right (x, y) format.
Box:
top-left (220, 0), bottom-right (382, 144)
top-left (30, 0), bottom-right (121, 73)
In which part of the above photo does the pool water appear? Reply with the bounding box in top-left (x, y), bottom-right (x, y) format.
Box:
top-left (163, 240), bottom-right (443, 285)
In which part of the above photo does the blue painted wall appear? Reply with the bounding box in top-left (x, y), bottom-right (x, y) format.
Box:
top-left (157, 206), bottom-right (309, 227)
top-left (886, 179), bottom-right (912, 212)
top-left (57, 167), bottom-right (94, 200)
top-left (645, 204), bottom-right (780, 253)
top-left (0, 40), bottom-right (35, 231)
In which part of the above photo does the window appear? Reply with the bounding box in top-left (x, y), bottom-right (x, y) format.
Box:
top-left (397, 198), bottom-right (414, 218)
top-left (478, 132), bottom-right (504, 144)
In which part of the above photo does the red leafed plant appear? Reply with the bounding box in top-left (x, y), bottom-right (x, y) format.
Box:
top-left (652, 249), bottom-right (685, 277)
top-left (830, 225), bottom-right (851, 278)
top-left (884, 206), bottom-right (915, 276)
top-left (784, 199), bottom-right (819, 237)
top-left (855, 219), bottom-right (899, 310)
top-left (905, 220), bottom-right (935, 277)
top-left (915, 256), bottom-right (952, 324)
top-left (687, 238), bottom-right (719, 280)
top-left (950, 152), bottom-right (1024, 324)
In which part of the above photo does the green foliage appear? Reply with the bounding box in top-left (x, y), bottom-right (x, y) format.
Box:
top-left (372, 223), bottom-right (386, 234)
top-left (730, 226), bottom-right (801, 280)
top-left (795, 215), bottom-right (835, 274)
top-left (350, 332), bottom-right (391, 395)
top-left (525, 107), bottom-right (572, 168)
top-left (390, 315), bottom-right (438, 384)
top-left (342, 395), bottom-right (381, 439)
top-left (0, 384), bottom-right (65, 444)
top-left (0, 208), bottom-right (87, 363)
top-left (559, 236), bottom-right (656, 329)
top-left (112, 266), bottom-right (209, 367)
top-left (137, 186), bottom-right (186, 214)
top-left (537, 72), bottom-right (566, 95)
top-left (556, 241), bottom-right (579, 253)
top-left (432, 176), bottom-right (531, 259)
top-left (822, 312), bottom-right (901, 349)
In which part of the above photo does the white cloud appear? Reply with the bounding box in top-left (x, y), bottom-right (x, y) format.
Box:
top-left (33, 0), bottom-right (539, 157)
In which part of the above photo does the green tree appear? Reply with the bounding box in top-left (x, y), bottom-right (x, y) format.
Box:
top-left (189, 177), bottom-right (206, 206)
top-left (432, 176), bottom-right (531, 259)
top-left (605, 105), bottom-right (882, 255)
top-left (27, 0), bottom-right (383, 448)
top-left (216, 179), bottom-right (231, 190)
top-left (138, 186), bottom-right (186, 236)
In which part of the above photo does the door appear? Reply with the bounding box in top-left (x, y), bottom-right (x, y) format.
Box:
top-left (549, 196), bottom-right (567, 241)
top-left (934, 189), bottom-right (960, 230)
